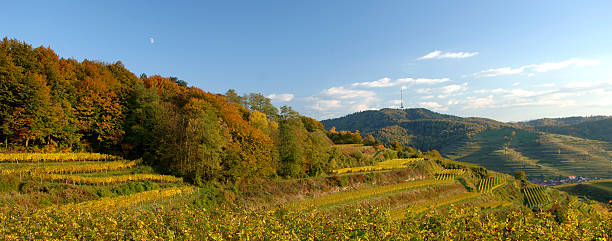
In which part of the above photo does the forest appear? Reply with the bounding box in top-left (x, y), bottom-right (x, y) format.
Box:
top-left (0, 38), bottom-right (373, 186)
top-left (1, 38), bottom-right (611, 240)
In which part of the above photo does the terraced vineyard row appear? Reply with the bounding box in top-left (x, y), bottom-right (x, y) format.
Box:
top-left (522, 186), bottom-right (549, 207)
top-left (57, 186), bottom-right (196, 211)
top-left (476, 175), bottom-right (505, 193)
top-left (1, 159), bottom-right (141, 176)
top-left (434, 169), bottom-right (466, 181)
top-left (291, 179), bottom-right (454, 210)
top-left (435, 173), bottom-right (457, 181)
top-left (332, 158), bottom-right (424, 174)
top-left (37, 173), bottom-right (183, 185)
top-left (389, 192), bottom-right (481, 220)
top-left (0, 152), bottom-right (120, 163)
top-left (437, 169), bottom-right (466, 175)
top-left (476, 201), bottom-right (513, 209)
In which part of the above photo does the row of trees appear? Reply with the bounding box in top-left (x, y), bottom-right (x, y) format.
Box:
top-left (0, 38), bottom-right (366, 185)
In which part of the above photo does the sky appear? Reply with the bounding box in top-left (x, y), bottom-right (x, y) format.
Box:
top-left (2, 1), bottom-right (612, 122)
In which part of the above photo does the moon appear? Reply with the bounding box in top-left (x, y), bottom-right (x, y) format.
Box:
top-left (149, 37), bottom-right (155, 44)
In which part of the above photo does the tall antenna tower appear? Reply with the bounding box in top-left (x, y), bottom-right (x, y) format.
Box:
top-left (400, 87), bottom-right (404, 109)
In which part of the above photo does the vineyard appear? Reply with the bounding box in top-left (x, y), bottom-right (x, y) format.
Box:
top-left (0, 152), bottom-right (609, 239)
top-left (58, 186), bottom-right (196, 211)
top-left (522, 186), bottom-right (549, 207)
top-left (0, 153), bottom-right (120, 163)
top-left (389, 192), bottom-right (482, 220)
top-left (0, 152), bottom-right (189, 212)
top-left (35, 173), bottom-right (183, 185)
top-left (291, 178), bottom-right (454, 210)
top-left (0, 159), bottom-right (141, 176)
top-left (434, 169), bottom-right (465, 181)
top-left (332, 158), bottom-right (424, 174)
top-left (476, 175), bottom-right (506, 193)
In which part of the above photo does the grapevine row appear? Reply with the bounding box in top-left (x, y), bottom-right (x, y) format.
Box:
top-left (1, 159), bottom-right (141, 176)
top-left (37, 173), bottom-right (183, 185)
top-left (437, 169), bottom-right (466, 175)
top-left (476, 176), bottom-right (505, 193)
top-left (332, 158), bottom-right (424, 174)
top-left (522, 186), bottom-right (549, 207)
top-left (58, 186), bottom-right (196, 211)
top-left (0, 152), bottom-right (120, 163)
top-left (435, 173), bottom-right (457, 181)
top-left (389, 192), bottom-right (481, 220)
top-left (292, 179), bottom-right (454, 210)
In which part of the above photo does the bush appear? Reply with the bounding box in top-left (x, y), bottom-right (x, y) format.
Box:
top-left (514, 171), bottom-right (526, 181)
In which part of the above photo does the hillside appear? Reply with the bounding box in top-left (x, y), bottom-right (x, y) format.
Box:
top-left (441, 127), bottom-right (612, 179)
top-left (1, 39), bottom-right (610, 239)
top-left (322, 108), bottom-right (612, 180)
top-left (322, 108), bottom-right (508, 151)
top-left (554, 179), bottom-right (612, 204)
top-left (2, 151), bottom-right (609, 239)
top-left (521, 117), bottom-right (612, 143)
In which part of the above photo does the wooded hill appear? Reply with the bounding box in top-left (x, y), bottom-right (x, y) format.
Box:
top-left (322, 108), bottom-right (612, 179)
top-left (519, 116), bottom-right (612, 143)
top-left (0, 38), bottom-right (374, 186)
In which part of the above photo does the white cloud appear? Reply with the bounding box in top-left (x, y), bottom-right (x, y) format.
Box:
top-left (322, 86), bottom-right (375, 99)
top-left (473, 58), bottom-right (599, 77)
top-left (440, 84), bottom-right (463, 94)
top-left (416, 88), bottom-right (432, 94)
top-left (463, 95), bottom-right (495, 109)
top-left (529, 58), bottom-right (599, 73)
top-left (351, 77), bottom-right (393, 87)
top-left (457, 80), bottom-right (612, 111)
top-left (149, 37), bottom-right (155, 44)
top-left (308, 85), bottom-right (378, 115)
top-left (352, 77), bottom-right (450, 88)
top-left (535, 83), bottom-right (555, 88)
top-left (418, 50), bottom-right (478, 60)
top-left (310, 99), bottom-right (341, 111)
top-left (473, 67), bottom-right (525, 77)
top-left (419, 102), bottom-right (442, 108)
top-left (398, 78), bottom-right (451, 85)
top-left (418, 101), bottom-right (448, 111)
top-left (267, 93), bottom-right (294, 102)
top-left (512, 82), bottom-right (521, 86)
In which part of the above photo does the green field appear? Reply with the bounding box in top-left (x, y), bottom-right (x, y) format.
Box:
top-left (0, 154), bottom-right (188, 208)
top-left (555, 179), bottom-right (612, 203)
top-left (441, 127), bottom-right (612, 179)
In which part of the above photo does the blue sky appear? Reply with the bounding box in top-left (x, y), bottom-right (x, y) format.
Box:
top-left (2, 1), bottom-right (612, 121)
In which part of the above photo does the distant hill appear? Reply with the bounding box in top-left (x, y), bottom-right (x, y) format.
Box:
top-left (322, 108), bottom-right (508, 151)
top-left (518, 116), bottom-right (610, 127)
top-left (322, 108), bottom-right (612, 179)
top-left (519, 117), bottom-right (612, 143)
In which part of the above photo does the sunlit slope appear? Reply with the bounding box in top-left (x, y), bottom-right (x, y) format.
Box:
top-left (441, 127), bottom-right (612, 179)
top-left (555, 179), bottom-right (612, 203)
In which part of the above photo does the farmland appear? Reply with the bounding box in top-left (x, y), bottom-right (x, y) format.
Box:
top-left (0, 151), bottom-right (610, 239)
top-left (476, 175), bottom-right (505, 193)
top-left (331, 158), bottom-right (423, 174)
top-left (522, 186), bottom-right (549, 207)
top-left (0, 153), bottom-right (188, 208)
top-left (555, 179), bottom-right (612, 203)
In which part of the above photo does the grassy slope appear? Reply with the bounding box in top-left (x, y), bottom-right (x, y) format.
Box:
top-left (555, 179), bottom-right (612, 203)
top-left (0, 158), bottom-right (188, 208)
top-left (322, 108), bottom-right (612, 180)
top-left (441, 127), bottom-right (612, 179)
